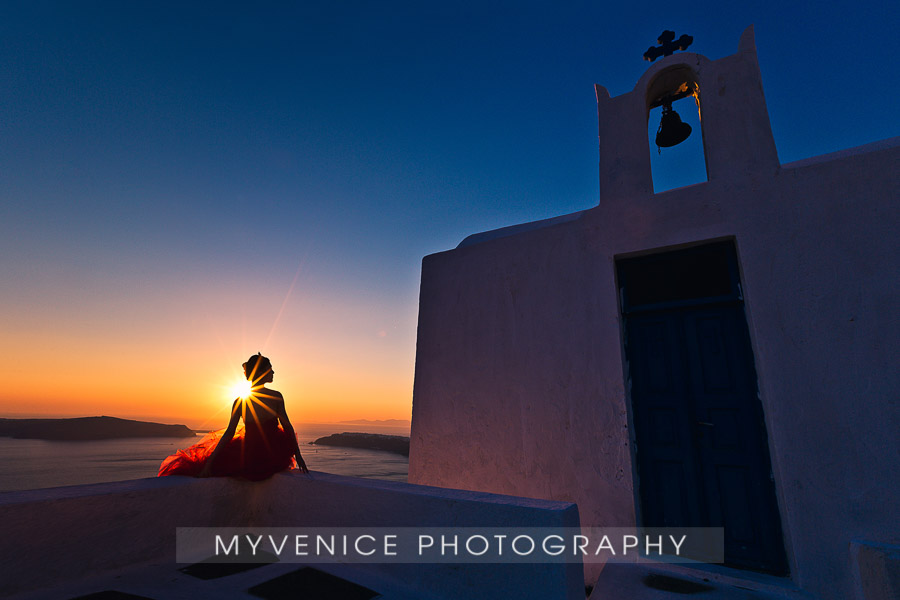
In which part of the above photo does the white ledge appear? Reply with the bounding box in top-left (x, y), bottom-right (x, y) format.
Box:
top-left (1, 472), bottom-right (583, 600)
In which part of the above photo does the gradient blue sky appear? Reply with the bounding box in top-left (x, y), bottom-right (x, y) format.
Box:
top-left (1, 1), bottom-right (896, 426)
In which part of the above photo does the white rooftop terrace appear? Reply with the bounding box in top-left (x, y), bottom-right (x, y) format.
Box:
top-left (0, 472), bottom-right (584, 600)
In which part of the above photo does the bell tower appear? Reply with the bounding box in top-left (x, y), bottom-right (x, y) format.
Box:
top-left (595, 26), bottom-right (779, 202)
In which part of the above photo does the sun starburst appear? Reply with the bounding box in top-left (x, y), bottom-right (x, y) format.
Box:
top-left (230, 378), bottom-right (253, 400)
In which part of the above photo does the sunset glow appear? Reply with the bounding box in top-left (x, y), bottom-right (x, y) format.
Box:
top-left (0, 4), bottom-right (893, 433)
top-left (0, 281), bottom-right (417, 430)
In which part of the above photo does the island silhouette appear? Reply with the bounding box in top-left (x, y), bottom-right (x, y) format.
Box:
top-left (311, 432), bottom-right (410, 456)
top-left (0, 416), bottom-right (195, 441)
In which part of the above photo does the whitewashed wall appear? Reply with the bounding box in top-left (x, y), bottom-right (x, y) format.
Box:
top-left (410, 26), bottom-right (900, 600)
top-left (0, 473), bottom-right (583, 599)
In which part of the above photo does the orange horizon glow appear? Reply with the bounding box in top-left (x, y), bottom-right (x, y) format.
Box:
top-left (0, 271), bottom-right (418, 432)
top-left (0, 355), bottom-right (414, 430)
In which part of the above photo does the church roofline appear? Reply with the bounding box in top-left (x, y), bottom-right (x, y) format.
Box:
top-left (780, 135), bottom-right (900, 170)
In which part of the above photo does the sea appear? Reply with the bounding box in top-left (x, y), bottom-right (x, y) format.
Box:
top-left (0, 422), bottom-right (410, 493)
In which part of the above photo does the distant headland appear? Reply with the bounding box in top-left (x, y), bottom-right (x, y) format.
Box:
top-left (0, 416), bottom-right (195, 441)
top-left (337, 419), bottom-right (410, 427)
top-left (312, 432), bottom-right (410, 456)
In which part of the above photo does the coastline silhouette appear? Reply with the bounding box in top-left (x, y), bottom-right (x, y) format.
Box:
top-left (158, 353), bottom-right (309, 480)
top-left (0, 416), bottom-right (193, 441)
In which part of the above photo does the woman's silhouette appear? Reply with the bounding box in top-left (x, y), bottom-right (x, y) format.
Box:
top-left (158, 353), bottom-right (309, 480)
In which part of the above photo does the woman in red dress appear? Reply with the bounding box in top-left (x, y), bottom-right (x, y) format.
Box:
top-left (158, 353), bottom-right (309, 480)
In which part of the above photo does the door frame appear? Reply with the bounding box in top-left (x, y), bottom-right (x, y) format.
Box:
top-left (614, 237), bottom-right (790, 575)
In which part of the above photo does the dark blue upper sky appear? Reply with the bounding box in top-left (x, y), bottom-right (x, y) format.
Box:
top-left (1, 1), bottom-right (896, 419)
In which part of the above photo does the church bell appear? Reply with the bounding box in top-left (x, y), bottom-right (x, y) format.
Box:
top-left (655, 102), bottom-right (692, 148)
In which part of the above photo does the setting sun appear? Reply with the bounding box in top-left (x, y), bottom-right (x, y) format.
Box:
top-left (230, 379), bottom-right (253, 401)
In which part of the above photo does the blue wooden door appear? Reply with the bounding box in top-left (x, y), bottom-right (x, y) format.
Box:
top-left (619, 242), bottom-right (787, 574)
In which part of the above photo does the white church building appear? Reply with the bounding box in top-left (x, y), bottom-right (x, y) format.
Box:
top-left (409, 26), bottom-right (898, 600)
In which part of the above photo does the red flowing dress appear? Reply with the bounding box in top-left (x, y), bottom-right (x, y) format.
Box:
top-left (158, 414), bottom-right (298, 481)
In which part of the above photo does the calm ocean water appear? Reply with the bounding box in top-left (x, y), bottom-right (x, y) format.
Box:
top-left (0, 423), bottom-right (409, 492)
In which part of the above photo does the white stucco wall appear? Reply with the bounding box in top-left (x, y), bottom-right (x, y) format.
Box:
top-left (0, 473), bottom-right (583, 599)
top-left (409, 26), bottom-right (899, 600)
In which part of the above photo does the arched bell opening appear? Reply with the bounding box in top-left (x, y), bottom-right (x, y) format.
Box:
top-left (645, 66), bottom-right (708, 193)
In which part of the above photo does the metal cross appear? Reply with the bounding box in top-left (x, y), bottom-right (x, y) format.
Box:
top-left (643, 30), bottom-right (693, 62)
